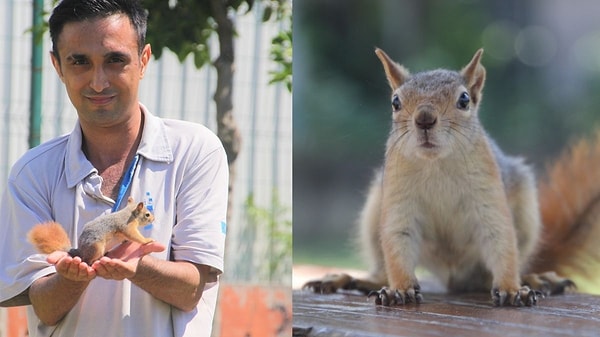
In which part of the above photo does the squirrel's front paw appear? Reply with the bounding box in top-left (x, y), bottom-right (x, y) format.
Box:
top-left (368, 285), bottom-right (423, 306)
top-left (303, 273), bottom-right (353, 294)
top-left (522, 271), bottom-right (576, 296)
top-left (492, 285), bottom-right (539, 306)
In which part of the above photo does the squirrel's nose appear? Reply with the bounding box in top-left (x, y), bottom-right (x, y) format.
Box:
top-left (415, 111), bottom-right (437, 130)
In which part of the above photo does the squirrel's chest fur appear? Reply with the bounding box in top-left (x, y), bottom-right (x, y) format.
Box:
top-left (382, 137), bottom-right (505, 272)
top-left (402, 158), bottom-right (480, 241)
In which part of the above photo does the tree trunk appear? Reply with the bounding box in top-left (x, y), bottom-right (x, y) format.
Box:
top-left (210, 0), bottom-right (242, 224)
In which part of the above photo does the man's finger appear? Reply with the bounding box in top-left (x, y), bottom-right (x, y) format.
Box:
top-left (46, 250), bottom-right (69, 265)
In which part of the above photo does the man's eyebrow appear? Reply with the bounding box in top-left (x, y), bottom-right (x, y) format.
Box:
top-left (64, 52), bottom-right (130, 61)
top-left (65, 53), bottom-right (87, 61)
top-left (105, 51), bottom-right (130, 59)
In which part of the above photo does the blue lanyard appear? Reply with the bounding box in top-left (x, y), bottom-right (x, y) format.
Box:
top-left (112, 154), bottom-right (140, 212)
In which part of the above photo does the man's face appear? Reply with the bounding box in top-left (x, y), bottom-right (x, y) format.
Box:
top-left (50, 14), bottom-right (151, 129)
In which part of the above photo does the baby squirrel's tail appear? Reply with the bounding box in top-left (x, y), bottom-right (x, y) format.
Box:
top-left (531, 131), bottom-right (600, 293)
top-left (27, 221), bottom-right (72, 254)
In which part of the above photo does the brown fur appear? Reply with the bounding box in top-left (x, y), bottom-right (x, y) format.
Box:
top-left (531, 131), bottom-right (600, 293)
top-left (27, 221), bottom-right (72, 254)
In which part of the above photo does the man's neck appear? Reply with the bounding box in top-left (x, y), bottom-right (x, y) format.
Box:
top-left (80, 112), bottom-right (144, 199)
top-left (81, 112), bottom-right (144, 171)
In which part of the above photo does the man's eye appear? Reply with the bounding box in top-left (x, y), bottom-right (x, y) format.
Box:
top-left (108, 57), bottom-right (125, 63)
top-left (72, 59), bottom-right (88, 65)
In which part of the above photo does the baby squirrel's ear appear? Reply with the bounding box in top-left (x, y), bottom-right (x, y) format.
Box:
top-left (135, 202), bottom-right (144, 213)
top-left (460, 49), bottom-right (486, 105)
top-left (375, 48), bottom-right (410, 90)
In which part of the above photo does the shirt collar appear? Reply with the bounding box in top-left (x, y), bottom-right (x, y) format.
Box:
top-left (137, 103), bottom-right (174, 163)
top-left (64, 103), bottom-right (173, 188)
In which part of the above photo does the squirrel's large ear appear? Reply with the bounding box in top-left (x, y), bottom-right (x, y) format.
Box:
top-left (375, 48), bottom-right (410, 90)
top-left (460, 49), bottom-right (486, 105)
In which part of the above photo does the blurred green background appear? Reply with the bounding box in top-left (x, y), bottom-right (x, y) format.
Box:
top-left (293, 0), bottom-right (600, 270)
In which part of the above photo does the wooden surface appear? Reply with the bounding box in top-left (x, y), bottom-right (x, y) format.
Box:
top-left (293, 290), bottom-right (600, 337)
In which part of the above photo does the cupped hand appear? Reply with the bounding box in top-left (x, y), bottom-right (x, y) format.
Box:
top-left (92, 241), bottom-right (166, 280)
top-left (47, 251), bottom-right (96, 282)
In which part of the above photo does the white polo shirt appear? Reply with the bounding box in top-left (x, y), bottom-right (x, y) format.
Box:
top-left (0, 104), bottom-right (228, 337)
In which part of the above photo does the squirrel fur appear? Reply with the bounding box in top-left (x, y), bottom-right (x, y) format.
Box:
top-left (304, 48), bottom-right (600, 306)
top-left (530, 130), bottom-right (600, 293)
top-left (27, 197), bottom-right (154, 265)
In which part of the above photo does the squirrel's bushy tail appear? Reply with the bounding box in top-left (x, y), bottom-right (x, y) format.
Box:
top-left (27, 221), bottom-right (72, 254)
top-left (531, 131), bottom-right (600, 294)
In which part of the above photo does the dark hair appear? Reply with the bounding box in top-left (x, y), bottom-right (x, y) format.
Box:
top-left (49, 0), bottom-right (148, 58)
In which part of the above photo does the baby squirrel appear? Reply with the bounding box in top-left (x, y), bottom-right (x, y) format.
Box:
top-left (27, 197), bottom-right (154, 265)
top-left (305, 48), bottom-right (583, 306)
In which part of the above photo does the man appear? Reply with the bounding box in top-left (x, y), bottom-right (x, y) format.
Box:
top-left (0, 1), bottom-right (228, 336)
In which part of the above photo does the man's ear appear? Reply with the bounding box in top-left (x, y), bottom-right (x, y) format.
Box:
top-left (50, 51), bottom-right (64, 82)
top-left (460, 48), bottom-right (486, 105)
top-left (375, 48), bottom-right (410, 90)
top-left (140, 44), bottom-right (152, 78)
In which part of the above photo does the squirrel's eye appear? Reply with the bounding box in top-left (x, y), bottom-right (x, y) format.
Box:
top-left (391, 94), bottom-right (401, 111)
top-left (457, 92), bottom-right (470, 110)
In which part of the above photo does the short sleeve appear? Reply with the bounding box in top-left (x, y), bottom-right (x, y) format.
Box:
top-left (0, 174), bottom-right (56, 302)
top-left (170, 134), bottom-right (228, 274)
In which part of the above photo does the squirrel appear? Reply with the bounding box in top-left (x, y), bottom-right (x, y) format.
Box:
top-left (303, 48), bottom-right (590, 307)
top-left (27, 196), bottom-right (155, 265)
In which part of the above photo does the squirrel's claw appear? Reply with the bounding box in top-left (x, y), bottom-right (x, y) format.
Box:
top-left (368, 285), bottom-right (422, 306)
top-left (492, 286), bottom-right (538, 307)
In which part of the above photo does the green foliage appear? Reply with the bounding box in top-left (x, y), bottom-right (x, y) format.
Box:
top-left (244, 193), bottom-right (292, 285)
top-left (269, 28), bottom-right (292, 92)
top-left (265, 0), bottom-right (292, 91)
top-left (145, 0), bottom-right (292, 78)
top-left (144, 0), bottom-right (216, 69)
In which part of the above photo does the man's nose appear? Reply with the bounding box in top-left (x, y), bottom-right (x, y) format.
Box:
top-left (89, 66), bottom-right (109, 92)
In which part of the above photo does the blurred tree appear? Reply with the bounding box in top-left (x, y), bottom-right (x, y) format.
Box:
top-left (144, 0), bottom-right (291, 222)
